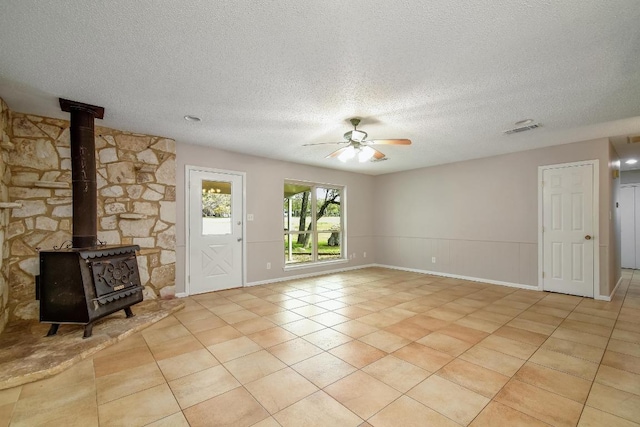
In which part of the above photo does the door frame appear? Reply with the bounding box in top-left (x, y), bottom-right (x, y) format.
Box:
top-left (537, 159), bottom-right (599, 297)
top-left (185, 165), bottom-right (247, 296)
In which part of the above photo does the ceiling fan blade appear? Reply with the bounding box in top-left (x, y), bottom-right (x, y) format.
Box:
top-left (326, 147), bottom-right (348, 158)
top-left (302, 141), bottom-right (345, 146)
top-left (372, 149), bottom-right (386, 160)
top-left (367, 139), bottom-right (412, 145)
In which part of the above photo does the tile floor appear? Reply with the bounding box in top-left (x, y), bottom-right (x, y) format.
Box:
top-left (1, 267), bottom-right (639, 426)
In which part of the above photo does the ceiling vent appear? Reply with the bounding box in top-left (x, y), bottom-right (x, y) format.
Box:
top-left (503, 123), bottom-right (542, 135)
top-left (627, 135), bottom-right (640, 144)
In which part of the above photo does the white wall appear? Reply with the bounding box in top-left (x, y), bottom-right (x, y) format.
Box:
top-left (621, 170), bottom-right (640, 185)
top-left (373, 138), bottom-right (620, 297)
top-left (175, 143), bottom-right (376, 293)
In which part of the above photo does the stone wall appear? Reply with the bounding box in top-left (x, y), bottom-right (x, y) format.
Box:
top-left (4, 111), bottom-right (176, 321)
top-left (0, 99), bottom-right (12, 333)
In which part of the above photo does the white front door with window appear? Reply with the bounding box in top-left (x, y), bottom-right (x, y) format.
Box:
top-left (540, 162), bottom-right (596, 298)
top-left (188, 169), bottom-right (244, 294)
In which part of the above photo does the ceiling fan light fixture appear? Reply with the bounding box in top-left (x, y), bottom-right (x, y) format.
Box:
top-left (311, 117), bottom-right (410, 164)
top-left (358, 146), bottom-right (375, 162)
top-left (350, 129), bottom-right (367, 142)
top-left (338, 146), bottom-right (356, 162)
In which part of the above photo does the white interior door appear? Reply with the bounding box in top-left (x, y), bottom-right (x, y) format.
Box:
top-left (542, 163), bottom-right (595, 297)
top-left (188, 169), bottom-right (243, 294)
top-left (620, 186), bottom-right (636, 268)
top-left (635, 187), bottom-right (640, 269)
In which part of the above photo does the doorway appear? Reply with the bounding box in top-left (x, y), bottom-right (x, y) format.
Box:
top-left (539, 160), bottom-right (598, 298)
top-left (187, 167), bottom-right (245, 295)
top-left (620, 185), bottom-right (640, 269)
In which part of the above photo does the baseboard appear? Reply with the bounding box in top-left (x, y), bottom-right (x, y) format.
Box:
top-left (374, 264), bottom-right (539, 291)
top-left (595, 275), bottom-right (623, 301)
top-left (245, 263), bottom-right (377, 287)
top-left (180, 264), bottom-right (614, 298)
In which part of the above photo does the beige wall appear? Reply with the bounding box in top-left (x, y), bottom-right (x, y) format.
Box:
top-left (175, 143), bottom-right (377, 292)
top-left (373, 138), bottom-right (619, 297)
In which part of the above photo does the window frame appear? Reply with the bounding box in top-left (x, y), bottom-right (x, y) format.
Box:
top-left (284, 179), bottom-right (347, 269)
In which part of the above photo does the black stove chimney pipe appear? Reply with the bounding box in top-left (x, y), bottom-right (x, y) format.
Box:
top-left (59, 99), bottom-right (104, 248)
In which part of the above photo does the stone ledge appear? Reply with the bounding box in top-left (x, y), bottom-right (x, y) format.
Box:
top-left (0, 202), bottom-right (22, 209)
top-left (0, 298), bottom-right (184, 390)
top-left (33, 181), bottom-right (70, 189)
top-left (119, 213), bottom-right (147, 220)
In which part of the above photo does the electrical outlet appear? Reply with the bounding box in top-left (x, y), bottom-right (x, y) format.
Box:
top-left (266, 262), bottom-right (271, 270)
top-left (247, 214), bottom-right (254, 221)
top-left (352, 253), bottom-right (356, 259)
top-left (432, 257), bottom-right (436, 263)
top-left (363, 252), bottom-right (367, 258)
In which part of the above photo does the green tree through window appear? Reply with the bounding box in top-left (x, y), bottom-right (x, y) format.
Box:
top-left (284, 181), bottom-right (344, 265)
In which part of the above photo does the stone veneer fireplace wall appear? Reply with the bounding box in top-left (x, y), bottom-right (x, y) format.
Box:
top-left (0, 99), bottom-right (13, 334)
top-left (0, 97), bottom-right (177, 325)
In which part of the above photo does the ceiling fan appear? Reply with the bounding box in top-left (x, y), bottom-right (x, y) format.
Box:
top-left (304, 118), bottom-right (411, 163)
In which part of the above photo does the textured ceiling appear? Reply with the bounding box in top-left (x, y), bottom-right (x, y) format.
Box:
top-left (1, 1), bottom-right (639, 175)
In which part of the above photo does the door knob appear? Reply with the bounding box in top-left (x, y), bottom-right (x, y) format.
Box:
top-left (237, 238), bottom-right (243, 242)
top-left (585, 235), bottom-right (592, 240)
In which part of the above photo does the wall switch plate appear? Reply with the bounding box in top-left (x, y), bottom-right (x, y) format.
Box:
top-left (363, 252), bottom-right (367, 258)
top-left (432, 257), bottom-right (436, 263)
top-left (247, 214), bottom-right (254, 221)
top-left (266, 262), bottom-right (271, 269)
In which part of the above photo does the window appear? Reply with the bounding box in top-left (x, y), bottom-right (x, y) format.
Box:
top-left (284, 181), bottom-right (344, 266)
top-left (201, 180), bottom-right (232, 235)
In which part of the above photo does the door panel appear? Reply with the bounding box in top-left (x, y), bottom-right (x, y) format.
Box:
top-left (620, 186), bottom-right (636, 268)
top-left (189, 170), bottom-right (243, 294)
top-left (542, 164), bottom-right (594, 297)
top-left (635, 187), bottom-right (640, 269)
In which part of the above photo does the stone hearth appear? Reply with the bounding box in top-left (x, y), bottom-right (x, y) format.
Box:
top-left (0, 299), bottom-right (184, 390)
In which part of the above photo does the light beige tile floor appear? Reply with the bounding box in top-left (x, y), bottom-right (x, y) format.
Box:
top-left (2, 267), bottom-right (640, 426)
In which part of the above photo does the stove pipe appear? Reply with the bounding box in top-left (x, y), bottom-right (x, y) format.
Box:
top-left (59, 98), bottom-right (104, 248)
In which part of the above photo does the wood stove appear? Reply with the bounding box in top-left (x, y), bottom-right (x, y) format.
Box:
top-left (38, 245), bottom-right (143, 338)
top-left (36, 99), bottom-right (144, 338)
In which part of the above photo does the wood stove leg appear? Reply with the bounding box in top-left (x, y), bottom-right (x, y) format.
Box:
top-left (83, 323), bottom-right (94, 339)
top-left (46, 324), bottom-right (60, 337)
top-left (124, 307), bottom-right (135, 318)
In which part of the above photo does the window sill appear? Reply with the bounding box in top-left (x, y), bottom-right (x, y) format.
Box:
top-left (283, 258), bottom-right (349, 271)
